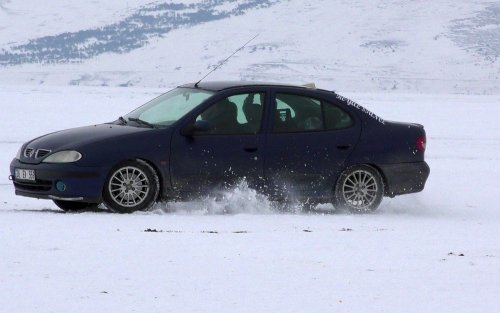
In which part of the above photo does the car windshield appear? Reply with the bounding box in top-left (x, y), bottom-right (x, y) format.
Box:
top-left (124, 88), bottom-right (214, 127)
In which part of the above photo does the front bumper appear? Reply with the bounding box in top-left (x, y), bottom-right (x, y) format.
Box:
top-left (9, 159), bottom-right (107, 203)
top-left (379, 161), bottom-right (430, 197)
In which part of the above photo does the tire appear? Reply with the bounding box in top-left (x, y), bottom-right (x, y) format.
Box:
top-left (102, 160), bottom-right (160, 213)
top-left (333, 165), bottom-right (384, 213)
top-left (53, 200), bottom-right (98, 212)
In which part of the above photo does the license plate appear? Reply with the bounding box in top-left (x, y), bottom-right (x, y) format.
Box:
top-left (15, 168), bottom-right (36, 182)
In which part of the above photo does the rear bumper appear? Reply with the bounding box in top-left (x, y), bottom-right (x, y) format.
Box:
top-left (379, 161), bottom-right (430, 197)
top-left (9, 159), bottom-right (106, 203)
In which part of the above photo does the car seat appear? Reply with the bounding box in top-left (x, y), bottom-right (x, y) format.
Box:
top-left (212, 99), bottom-right (240, 133)
top-left (274, 108), bottom-right (294, 132)
top-left (243, 101), bottom-right (262, 133)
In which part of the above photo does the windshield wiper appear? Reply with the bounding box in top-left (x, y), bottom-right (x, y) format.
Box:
top-left (118, 116), bottom-right (127, 125)
top-left (128, 117), bottom-right (157, 129)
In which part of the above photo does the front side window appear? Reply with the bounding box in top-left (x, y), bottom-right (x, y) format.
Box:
top-left (195, 93), bottom-right (264, 135)
top-left (273, 93), bottom-right (352, 132)
top-left (125, 88), bottom-right (214, 127)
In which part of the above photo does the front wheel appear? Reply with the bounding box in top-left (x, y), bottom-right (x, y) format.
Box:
top-left (103, 160), bottom-right (160, 213)
top-left (333, 165), bottom-right (384, 213)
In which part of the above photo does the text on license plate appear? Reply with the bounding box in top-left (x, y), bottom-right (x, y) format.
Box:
top-left (15, 168), bottom-right (36, 181)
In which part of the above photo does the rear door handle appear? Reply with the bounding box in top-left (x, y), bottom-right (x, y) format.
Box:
top-left (243, 146), bottom-right (258, 153)
top-left (336, 144), bottom-right (351, 150)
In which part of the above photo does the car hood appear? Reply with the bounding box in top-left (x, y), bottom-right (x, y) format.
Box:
top-left (20, 124), bottom-right (152, 163)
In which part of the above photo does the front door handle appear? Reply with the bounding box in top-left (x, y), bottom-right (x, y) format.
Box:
top-left (243, 146), bottom-right (258, 153)
top-left (336, 144), bottom-right (351, 150)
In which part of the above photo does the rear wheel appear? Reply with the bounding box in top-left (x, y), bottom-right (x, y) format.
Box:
top-left (333, 165), bottom-right (384, 213)
top-left (103, 160), bottom-right (159, 213)
top-left (53, 200), bottom-right (98, 212)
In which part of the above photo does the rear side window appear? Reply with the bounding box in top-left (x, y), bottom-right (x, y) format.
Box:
top-left (273, 93), bottom-right (352, 132)
top-left (323, 102), bottom-right (353, 130)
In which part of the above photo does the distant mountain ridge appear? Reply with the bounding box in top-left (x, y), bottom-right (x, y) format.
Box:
top-left (0, 0), bottom-right (279, 66)
top-left (0, 0), bottom-right (498, 94)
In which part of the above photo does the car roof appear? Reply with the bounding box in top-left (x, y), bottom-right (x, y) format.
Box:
top-left (179, 81), bottom-right (310, 91)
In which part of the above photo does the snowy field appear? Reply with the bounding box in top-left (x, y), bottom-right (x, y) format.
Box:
top-left (0, 86), bottom-right (499, 312)
top-left (1, 0), bottom-right (499, 311)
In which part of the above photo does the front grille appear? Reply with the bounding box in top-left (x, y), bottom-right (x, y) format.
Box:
top-left (24, 148), bottom-right (52, 159)
top-left (14, 179), bottom-right (52, 192)
top-left (36, 149), bottom-right (51, 159)
top-left (24, 147), bottom-right (34, 158)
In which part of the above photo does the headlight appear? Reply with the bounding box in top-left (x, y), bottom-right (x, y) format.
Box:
top-left (42, 150), bottom-right (82, 163)
top-left (15, 146), bottom-right (23, 160)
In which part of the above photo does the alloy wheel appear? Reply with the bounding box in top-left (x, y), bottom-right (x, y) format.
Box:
top-left (108, 166), bottom-right (150, 207)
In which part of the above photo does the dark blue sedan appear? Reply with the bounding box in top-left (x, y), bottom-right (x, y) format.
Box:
top-left (10, 81), bottom-right (430, 213)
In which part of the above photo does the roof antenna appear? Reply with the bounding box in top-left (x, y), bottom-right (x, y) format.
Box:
top-left (194, 34), bottom-right (259, 88)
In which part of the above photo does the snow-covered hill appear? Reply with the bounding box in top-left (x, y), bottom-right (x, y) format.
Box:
top-left (1, 0), bottom-right (499, 93)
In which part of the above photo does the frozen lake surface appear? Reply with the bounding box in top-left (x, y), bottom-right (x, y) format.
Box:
top-left (0, 86), bottom-right (499, 312)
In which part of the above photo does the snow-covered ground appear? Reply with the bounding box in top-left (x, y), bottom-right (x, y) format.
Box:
top-left (0, 86), bottom-right (499, 312)
top-left (1, 0), bottom-right (499, 311)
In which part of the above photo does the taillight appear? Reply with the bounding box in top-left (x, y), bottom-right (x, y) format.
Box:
top-left (416, 135), bottom-right (426, 152)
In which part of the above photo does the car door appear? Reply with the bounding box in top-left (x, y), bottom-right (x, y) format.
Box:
top-left (264, 89), bottom-right (361, 198)
top-left (170, 90), bottom-right (267, 195)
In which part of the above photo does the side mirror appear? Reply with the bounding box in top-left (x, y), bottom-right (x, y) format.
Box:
top-left (181, 120), bottom-right (210, 136)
